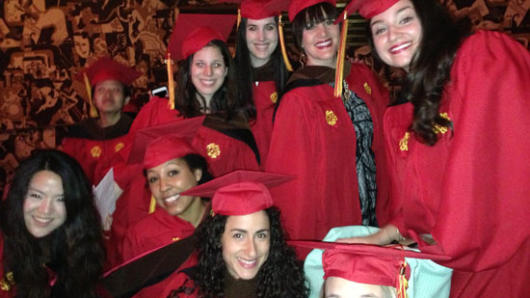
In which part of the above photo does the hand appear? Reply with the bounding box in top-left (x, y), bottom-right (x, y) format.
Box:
top-left (336, 234), bottom-right (380, 245)
top-left (336, 224), bottom-right (402, 246)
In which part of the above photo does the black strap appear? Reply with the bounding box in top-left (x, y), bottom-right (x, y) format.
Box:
top-left (102, 234), bottom-right (196, 298)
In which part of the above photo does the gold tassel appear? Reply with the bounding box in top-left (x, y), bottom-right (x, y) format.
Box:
top-left (84, 73), bottom-right (98, 118)
top-left (397, 261), bottom-right (409, 298)
top-left (334, 13), bottom-right (349, 98)
top-left (166, 53), bottom-right (175, 110)
top-left (149, 195), bottom-right (157, 214)
top-left (278, 14), bottom-right (293, 72)
top-left (237, 8), bottom-right (241, 30)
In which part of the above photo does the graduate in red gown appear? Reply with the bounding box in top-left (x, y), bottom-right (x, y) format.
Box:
top-left (109, 120), bottom-right (212, 297)
top-left (234, 0), bottom-right (292, 166)
top-left (127, 14), bottom-right (260, 177)
top-left (61, 57), bottom-right (141, 185)
top-left (160, 170), bottom-right (308, 298)
top-left (121, 122), bottom-right (212, 262)
top-left (265, 0), bottom-right (390, 252)
top-left (339, 0), bottom-right (530, 297)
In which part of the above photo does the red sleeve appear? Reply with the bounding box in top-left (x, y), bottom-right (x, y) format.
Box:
top-left (129, 97), bottom-right (181, 133)
top-left (426, 31), bottom-right (530, 271)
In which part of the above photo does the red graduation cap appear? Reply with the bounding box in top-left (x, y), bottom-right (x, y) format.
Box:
top-left (340, 0), bottom-right (399, 20)
top-left (288, 0), bottom-right (336, 22)
top-left (77, 56), bottom-right (141, 87)
top-left (181, 170), bottom-right (292, 216)
top-left (167, 14), bottom-right (237, 61)
top-left (240, 0), bottom-right (287, 19)
top-left (127, 116), bottom-right (205, 169)
top-left (290, 240), bottom-right (450, 297)
top-left (76, 57), bottom-right (141, 117)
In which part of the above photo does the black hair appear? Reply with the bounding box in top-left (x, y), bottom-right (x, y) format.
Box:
top-left (169, 207), bottom-right (308, 297)
top-left (235, 17), bottom-right (290, 119)
top-left (181, 153), bottom-right (214, 185)
top-left (368, 0), bottom-right (471, 145)
top-left (292, 3), bottom-right (338, 51)
top-left (0, 149), bottom-right (105, 298)
top-left (175, 40), bottom-right (249, 120)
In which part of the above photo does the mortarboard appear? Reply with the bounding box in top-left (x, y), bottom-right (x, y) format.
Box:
top-left (77, 57), bottom-right (141, 117)
top-left (127, 116), bottom-right (205, 169)
top-left (291, 240), bottom-right (451, 298)
top-left (167, 14), bottom-right (237, 62)
top-left (240, 0), bottom-right (284, 20)
top-left (181, 170), bottom-right (292, 216)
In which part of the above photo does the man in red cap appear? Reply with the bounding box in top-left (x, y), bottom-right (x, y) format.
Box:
top-left (61, 57), bottom-right (141, 185)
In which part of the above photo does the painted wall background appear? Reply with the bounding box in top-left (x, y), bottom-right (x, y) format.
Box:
top-left (0, 0), bottom-right (529, 196)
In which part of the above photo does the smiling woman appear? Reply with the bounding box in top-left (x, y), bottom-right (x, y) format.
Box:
top-left (0, 149), bottom-right (106, 297)
top-left (121, 120), bottom-right (213, 263)
top-left (234, 0), bottom-right (292, 166)
top-left (265, 0), bottom-right (391, 256)
top-left (162, 171), bottom-right (309, 298)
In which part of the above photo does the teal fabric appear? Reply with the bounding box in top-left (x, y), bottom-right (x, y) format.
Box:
top-left (303, 226), bottom-right (453, 298)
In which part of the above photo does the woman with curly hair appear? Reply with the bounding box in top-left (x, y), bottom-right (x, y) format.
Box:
top-left (162, 171), bottom-right (308, 298)
top-left (0, 149), bottom-right (106, 298)
top-left (339, 0), bottom-right (530, 297)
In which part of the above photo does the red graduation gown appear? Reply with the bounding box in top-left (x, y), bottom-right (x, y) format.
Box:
top-left (121, 208), bottom-right (196, 262)
top-left (61, 115), bottom-right (132, 185)
top-left (384, 31), bottom-right (530, 297)
top-left (265, 63), bottom-right (390, 250)
top-left (127, 96), bottom-right (260, 177)
top-left (249, 81), bottom-right (276, 167)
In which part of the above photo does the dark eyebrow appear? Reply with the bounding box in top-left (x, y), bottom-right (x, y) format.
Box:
top-left (230, 229), bottom-right (248, 233)
top-left (370, 5), bottom-right (414, 27)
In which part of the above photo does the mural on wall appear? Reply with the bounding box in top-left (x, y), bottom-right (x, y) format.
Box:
top-left (0, 0), bottom-right (529, 196)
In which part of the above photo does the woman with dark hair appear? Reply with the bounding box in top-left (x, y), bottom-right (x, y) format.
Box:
top-left (121, 123), bottom-right (213, 262)
top-left (0, 149), bottom-right (105, 297)
top-left (128, 16), bottom-right (260, 177)
top-left (114, 120), bottom-right (214, 297)
top-left (265, 0), bottom-right (390, 255)
top-left (234, 0), bottom-right (291, 164)
top-left (162, 171), bottom-right (309, 298)
top-left (339, 0), bottom-right (530, 297)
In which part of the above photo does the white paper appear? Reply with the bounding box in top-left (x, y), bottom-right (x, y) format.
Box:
top-left (93, 168), bottom-right (123, 231)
